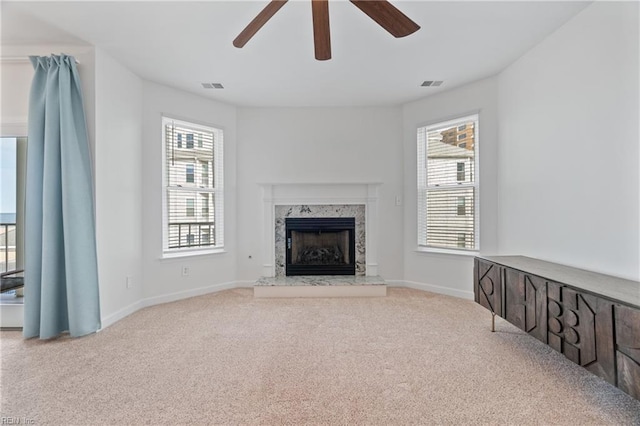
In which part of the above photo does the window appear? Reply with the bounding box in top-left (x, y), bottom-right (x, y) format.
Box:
top-left (456, 162), bottom-right (465, 181)
top-left (417, 114), bottom-right (479, 251)
top-left (186, 164), bottom-right (194, 183)
top-left (1, 138), bottom-right (19, 273)
top-left (201, 162), bottom-right (209, 186)
top-left (176, 133), bottom-right (182, 148)
top-left (186, 198), bottom-right (195, 217)
top-left (201, 193), bottom-right (210, 217)
top-left (163, 117), bottom-right (224, 252)
top-left (457, 133), bottom-right (467, 141)
top-left (457, 124), bottom-right (466, 132)
top-left (457, 196), bottom-right (466, 216)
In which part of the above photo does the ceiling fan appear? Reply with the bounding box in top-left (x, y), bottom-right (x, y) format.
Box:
top-left (233, 0), bottom-right (420, 61)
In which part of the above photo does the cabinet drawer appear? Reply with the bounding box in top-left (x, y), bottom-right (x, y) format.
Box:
top-left (474, 259), bottom-right (502, 316)
top-left (504, 269), bottom-right (547, 343)
top-left (547, 283), bottom-right (615, 384)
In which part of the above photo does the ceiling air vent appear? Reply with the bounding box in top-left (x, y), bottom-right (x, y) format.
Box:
top-left (201, 83), bottom-right (224, 89)
top-left (421, 81), bottom-right (443, 87)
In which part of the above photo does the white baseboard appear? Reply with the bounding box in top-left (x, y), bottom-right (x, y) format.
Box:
top-left (100, 300), bottom-right (143, 330)
top-left (386, 279), bottom-right (474, 300)
top-left (140, 281), bottom-right (237, 308)
top-left (234, 280), bottom-right (256, 288)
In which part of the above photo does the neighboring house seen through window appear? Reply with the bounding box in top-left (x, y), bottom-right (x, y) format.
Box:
top-left (417, 114), bottom-right (479, 251)
top-left (163, 117), bottom-right (224, 253)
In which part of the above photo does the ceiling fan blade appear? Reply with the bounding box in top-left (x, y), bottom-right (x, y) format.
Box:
top-left (350, 0), bottom-right (420, 38)
top-left (233, 0), bottom-right (288, 48)
top-left (312, 0), bottom-right (331, 60)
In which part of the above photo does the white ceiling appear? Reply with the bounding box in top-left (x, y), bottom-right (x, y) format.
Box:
top-left (1, 1), bottom-right (590, 107)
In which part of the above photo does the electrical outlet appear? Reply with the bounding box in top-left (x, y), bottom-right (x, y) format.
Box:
top-left (126, 276), bottom-right (133, 289)
top-left (181, 266), bottom-right (190, 277)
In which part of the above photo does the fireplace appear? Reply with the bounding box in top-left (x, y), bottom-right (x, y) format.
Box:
top-left (285, 217), bottom-right (356, 276)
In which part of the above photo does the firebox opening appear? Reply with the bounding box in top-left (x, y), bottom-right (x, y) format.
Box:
top-left (286, 218), bottom-right (356, 276)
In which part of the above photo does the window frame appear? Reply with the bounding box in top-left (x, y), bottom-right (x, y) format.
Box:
top-left (161, 116), bottom-right (225, 257)
top-left (417, 113), bottom-right (480, 254)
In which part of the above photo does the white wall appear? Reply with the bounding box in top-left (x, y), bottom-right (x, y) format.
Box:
top-left (0, 62), bottom-right (32, 136)
top-left (141, 81), bottom-right (237, 300)
top-left (402, 77), bottom-right (499, 298)
top-left (94, 48), bottom-right (144, 322)
top-left (236, 107), bottom-right (404, 282)
top-left (498, 2), bottom-right (639, 280)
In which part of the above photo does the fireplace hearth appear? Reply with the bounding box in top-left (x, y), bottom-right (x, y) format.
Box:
top-left (285, 217), bottom-right (356, 276)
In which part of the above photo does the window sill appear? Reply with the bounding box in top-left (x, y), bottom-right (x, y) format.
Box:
top-left (160, 248), bottom-right (226, 260)
top-left (415, 247), bottom-right (479, 257)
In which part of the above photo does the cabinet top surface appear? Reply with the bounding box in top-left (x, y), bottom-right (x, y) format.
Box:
top-left (478, 255), bottom-right (640, 308)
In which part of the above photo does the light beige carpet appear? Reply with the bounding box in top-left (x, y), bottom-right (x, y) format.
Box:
top-left (1, 288), bottom-right (639, 425)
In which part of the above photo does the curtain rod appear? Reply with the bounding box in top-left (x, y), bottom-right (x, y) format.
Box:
top-left (0, 56), bottom-right (80, 64)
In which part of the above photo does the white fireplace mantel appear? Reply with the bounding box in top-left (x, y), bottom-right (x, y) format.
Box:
top-left (260, 182), bottom-right (381, 277)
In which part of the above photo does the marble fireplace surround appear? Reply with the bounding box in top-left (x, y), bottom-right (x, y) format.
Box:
top-left (275, 205), bottom-right (365, 277)
top-left (260, 183), bottom-right (380, 278)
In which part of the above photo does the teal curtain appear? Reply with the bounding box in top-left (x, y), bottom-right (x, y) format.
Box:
top-left (24, 54), bottom-right (101, 339)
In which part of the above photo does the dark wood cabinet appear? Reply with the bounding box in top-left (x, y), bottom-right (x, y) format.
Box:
top-left (474, 259), bottom-right (502, 316)
top-left (474, 256), bottom-right (639, 400)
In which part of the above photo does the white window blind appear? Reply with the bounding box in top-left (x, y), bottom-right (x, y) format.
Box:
top-left (162, 117), bottom-right (224, 253)
top-left (417, 114), bottom-right (479, 251)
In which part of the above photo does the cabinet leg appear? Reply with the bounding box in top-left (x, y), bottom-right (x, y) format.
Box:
top-left (491, 312), bottom-right (496, 332)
